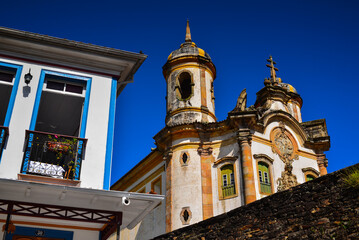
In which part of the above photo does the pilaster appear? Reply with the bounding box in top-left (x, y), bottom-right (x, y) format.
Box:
top-left (197, 146), bottom-right (214, 220)
top-left (238, 129), bottom-right (256, 204)
top-left (163, 150), bottom-right (173, 232)
top-left (317, 153), bottom-right (328, 176)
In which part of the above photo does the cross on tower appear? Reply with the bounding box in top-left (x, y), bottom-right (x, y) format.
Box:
top-left (266, 56), bottom-right (279, 81)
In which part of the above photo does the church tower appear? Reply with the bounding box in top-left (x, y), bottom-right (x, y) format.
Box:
top-left (163, 21), bottom-right (216, 126)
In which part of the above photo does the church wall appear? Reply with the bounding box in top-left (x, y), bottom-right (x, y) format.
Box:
top-left (252, 121), bottom-right (321, 199)
top-left (122, 162), bottom-right (165, 192)
top-left (117, 168), bottom-right (166, 240)
top-left (119, 187), bottom-right (166, 240)
top-left (270, 100), bottom-right (287, 112)
top-left (211, 140), bottom-right (243, 216)
top-left (170, 146), bottom-right (203, 230)
top-left (0, 57), bottom-right (112, 189)
top-left (251, 140), bottom-right (281, 199)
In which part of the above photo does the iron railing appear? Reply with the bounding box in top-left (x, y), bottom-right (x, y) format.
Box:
top-left (21, 130), bottom-right (87, 180)
top-left (0, 126), bottom-right (9, 159)
top-left (222, 184), bottom-right (236, 198)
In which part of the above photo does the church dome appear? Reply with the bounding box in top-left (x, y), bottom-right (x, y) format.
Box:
top-left (166, 20), bottom-right (212, 62)
top-left (279, 82), bottom-right (298, 94)
top-left (167, 41), bottom-right (211, 61)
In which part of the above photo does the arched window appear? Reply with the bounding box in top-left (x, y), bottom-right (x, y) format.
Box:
top-left (258, 162), bottom-right (272, 194)
top-left (306, 174), bottom-right (315, 181)
top-left (302, 167), bottom-right (319, 182)
top-left (176, 72), bottom-right (193, 100)
top-left (220, 164), bottom-right (236, 197)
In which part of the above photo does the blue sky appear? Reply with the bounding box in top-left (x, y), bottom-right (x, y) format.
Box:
top-left (2, 1), bottom-right (359, 185)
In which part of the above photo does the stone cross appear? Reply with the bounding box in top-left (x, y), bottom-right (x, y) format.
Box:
top-left (266, 56), bottom-right (278, 81)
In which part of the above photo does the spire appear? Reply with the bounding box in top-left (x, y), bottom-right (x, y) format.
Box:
top-left (185, 20), bottom-right (192, 42)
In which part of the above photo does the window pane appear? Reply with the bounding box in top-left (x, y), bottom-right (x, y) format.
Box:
top-left (264, 172), bottom-right (269, 184)
top-left (223, 174), bottom-right (227, 186)
top-left (230, 173), bottom-right (235, 185)
top-left (259, 170), bottom-right (263, 183)
top-left (35, 92), bottom-right (84, 136)
top-left (0, 72), bottom-right (13, 83)
top-left (47, 81), bottom-right (65, 91)
top-left (0, 84), bottom-right (13, 126)
top-left (66, 84), bottom-right (83, 94)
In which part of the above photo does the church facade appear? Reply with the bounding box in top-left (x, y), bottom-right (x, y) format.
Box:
top-left (111, 22), bottom-right (330, 239)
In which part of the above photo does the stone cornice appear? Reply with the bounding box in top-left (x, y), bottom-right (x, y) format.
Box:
top-left (162, 55), bottom-right (216, 79)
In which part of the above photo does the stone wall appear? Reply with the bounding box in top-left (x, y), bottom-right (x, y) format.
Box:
top-left (153, 164), bottom-right (359, 240)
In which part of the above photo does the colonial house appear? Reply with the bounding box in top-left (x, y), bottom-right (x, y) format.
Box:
top-left (111, 21), bottom-right (330, 240)
top-left (0, 27), bottom-right (164, 240)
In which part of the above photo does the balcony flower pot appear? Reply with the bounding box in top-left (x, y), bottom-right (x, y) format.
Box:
top-left (47, 141), bottom-right (70, 153)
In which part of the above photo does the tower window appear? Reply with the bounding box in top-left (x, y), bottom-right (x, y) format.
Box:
top-left (176, 72), bottom-right (193, 100)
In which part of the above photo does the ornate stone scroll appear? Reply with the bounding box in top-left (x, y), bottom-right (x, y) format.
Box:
top-left (277, 163), bottom-right (298, 191)
top-left (271, 122), bottom-right (298, 165)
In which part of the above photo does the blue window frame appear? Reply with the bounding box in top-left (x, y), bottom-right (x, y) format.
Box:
top-left (0, 61), bottom-right (22, 162)
top-left (29, 70), bottom-right (92, 138)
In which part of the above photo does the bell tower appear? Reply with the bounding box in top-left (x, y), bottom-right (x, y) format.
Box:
top-left (163, 21), bottom-right (217, 126)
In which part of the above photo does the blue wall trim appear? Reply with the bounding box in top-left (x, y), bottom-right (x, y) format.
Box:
top-left (80, 77), bottom-right (91, 138)
top-left (103, 78), bottom-right (117, 190)
top-left (29, 70), bottom-right (91, 135)
top-left (0, 61), bottom-right (23, 127)
top-left (5, 226), bottom-right (73, 240)
top-left (29, 70), bottom-right (45, 130)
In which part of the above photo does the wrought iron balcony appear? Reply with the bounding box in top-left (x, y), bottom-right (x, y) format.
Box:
top-left (222, 184), bottom-right (236, 198)
top-left (0, 126), bottom-right (9, 159)
top-left (21, 130), bottom-right (87, 180)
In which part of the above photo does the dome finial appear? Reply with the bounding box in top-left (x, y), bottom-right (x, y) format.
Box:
top-left (185, 19), bottom-right (192, 42)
